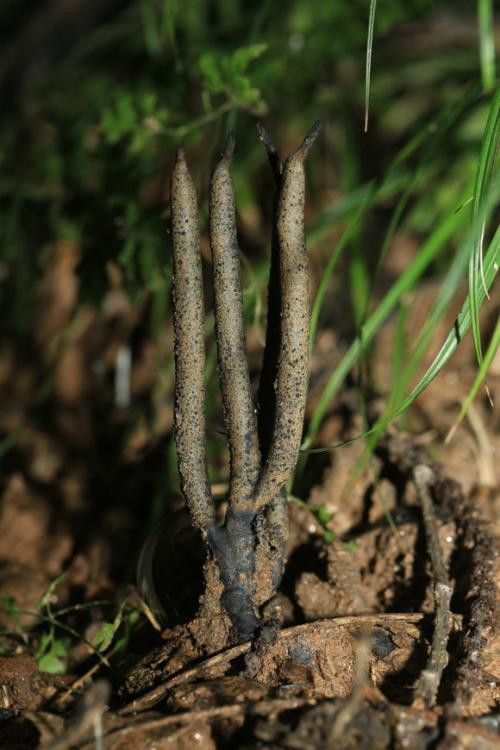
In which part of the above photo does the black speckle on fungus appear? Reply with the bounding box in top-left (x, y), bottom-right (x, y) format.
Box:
top-left (170, 126), bottom-right (320, 640)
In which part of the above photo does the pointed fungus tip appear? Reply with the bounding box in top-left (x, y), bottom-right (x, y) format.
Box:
top-left (222, 133), bottom-right (236, 162)
top-left (256, 122), bottom-right (282, 181)
top-left (175, 147), bottom-right (187, 164)
top-left (256, 122), bottom-right (277, 155)
top-left (295, 119), bottom-right (322, 161)
top-left (256, 121), bottom-right (265, 138)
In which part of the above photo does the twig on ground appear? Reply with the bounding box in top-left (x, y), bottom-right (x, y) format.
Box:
top-left (120, 612), bottom-right (423, 716)
top-left (79, 697), bottom-right (316, 750)
top-left (124, 697), bottom-right (312, 732)
top-left (329, 632), bottom-right (371, 739)
top-left (380, 433), bottom-right (495, 709)
top-left (23, 711), bottom-right (64, 747)
top-left (413, 464), bottom-right (453, 708)
top-left (57, 662), bottom-right (103, 706)
top-left (42, 680), bottom-right (110, 750)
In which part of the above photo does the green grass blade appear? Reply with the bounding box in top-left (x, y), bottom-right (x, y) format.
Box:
top-left (352, 190), bottom-right (482, 467)
top-left (398, 212), bottom-right (475, 393)
top-left (388, 83), bottom-right (480, 172)
top-left (401, 221), bottom-right (499, 414)
top-left (478, 0), bottom-right (496, 92)
top-left (309, 190), bottom-right (374, 357)
top-left (446, 315), bottom-right (500, 443)
top-left (390, 302), bottom-right (411, 404)
top-left (364, 0), bottom-right (377, 132)
top-left (469, 87), bottom-right (500, 368)
top-left (300, 188), bottom-right (469, 456)
top-left (308, 83), bottom-right (479, 253)
top-left (308, 84), bottom-right (480, 363)
top-left (307, 204), bottom-right (500, 455)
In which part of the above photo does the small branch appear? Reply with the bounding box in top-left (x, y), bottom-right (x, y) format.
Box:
top-left (254, 122), bottom-right (321, 510)
top-left (329, 632), bottom-right (371, 740)
top-left (413, 464), bottom-right (453, 708)
top-left (209, 135), bottom-right (261, 509)
top-left (171, 150), bottom-right (214, 529)
top-left (132, 696), bottom-right (310, 727)
top-left (57, 662), bottom-right (103, 706)
top-left (120, 612), bottom-right (423, 715)
top-left (85, 697), bottom-right (315, 750)
top-left (43, 681), bottom-right (110, 750)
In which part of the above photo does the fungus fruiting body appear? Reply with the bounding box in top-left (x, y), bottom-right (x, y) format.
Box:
top-left (170, 123), bottom-right (321, 640)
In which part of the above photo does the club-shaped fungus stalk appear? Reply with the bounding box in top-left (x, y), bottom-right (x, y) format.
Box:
top-left (170, 123), bottom-right (321, 641)
top-left (209, 135), bottom-right (261, 508)
top-left (254, 121), bottom-right (321, 510)
top-left (171, 150), bottom-right (214, 531)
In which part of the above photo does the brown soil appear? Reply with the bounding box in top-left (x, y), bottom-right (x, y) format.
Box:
top-left (0, 245), bottom-right (498, 749)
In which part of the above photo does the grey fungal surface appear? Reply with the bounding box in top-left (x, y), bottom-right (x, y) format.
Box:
top-left (254, 121), bottom-right (321, 510)
top-left (169, 125), bottom-right (320, 640)
top-left (171, 150), bottom-right (214, 530)
top-left (209, 136), bottom-right (261, 509)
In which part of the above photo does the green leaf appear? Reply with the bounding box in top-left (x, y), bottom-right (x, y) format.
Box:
top-left (199, 53), bottom-right (225, 93)
top-left (0, 595), bottom-right (21, 619)
top-left (92, 622), bottom-right (117, 653)
top-left (469, 88), bottom-right (500, 369)
top-left (38, 652), bottom-right (66, 674)
top-left (200, 45), bottom-right (267, 110)
top-left (51, 639), bottom-right (68, 657)
top-left (36, 635), bottom-right (68, 674)
top-left (228, 43), bottom-right (267, 72)
top-left (38, 573), bottom-right (67, 610)
top-left (92, 604), bottom-right (125, 653)
top-left (116, 95), bottom-right (137, 131)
